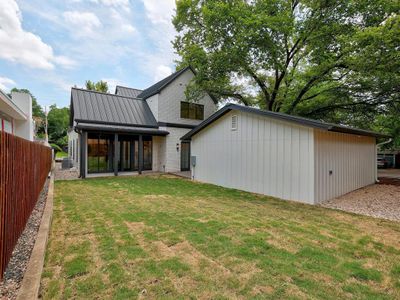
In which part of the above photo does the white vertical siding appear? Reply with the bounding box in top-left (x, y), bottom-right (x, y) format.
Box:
top-left (314, 130), bottom-right (376, 203)
top-left (191, 111), bottom-right (315, 204)
top-left (68, 129), bottom-right (80, 167)
top-left (162, 127), bottom-right (192, 172)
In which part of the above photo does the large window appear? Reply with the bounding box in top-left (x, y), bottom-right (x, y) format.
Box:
top-left (180, 101), bottom-right (204, 120)
top-left (87, 133), bottom-right (114, 173)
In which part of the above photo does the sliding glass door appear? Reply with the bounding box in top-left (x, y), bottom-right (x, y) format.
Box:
top-left (87, 133), bottom-right (152, 174)
top-left (119, 136), bottom-right (138, 172)
top-left (87, 133), bottom-right (114, 173)
top-left (118, 135), bottom-right (152, 172)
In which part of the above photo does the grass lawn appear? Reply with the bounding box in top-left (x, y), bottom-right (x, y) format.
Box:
top-left (55, 151), bottom-right (68, 159)
top-left (41, 175), bottom-right (400, 299)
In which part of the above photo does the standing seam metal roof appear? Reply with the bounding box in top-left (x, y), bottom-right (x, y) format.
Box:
top-left (115, 86), bottom-right (143, 98)
top-left (71, 88), bottom-right (158, 127)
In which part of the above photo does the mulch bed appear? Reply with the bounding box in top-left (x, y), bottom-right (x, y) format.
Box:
top-left (378, 177), bottom-right (400, 186)
top-left (0, 179), bottom-right (49, 300)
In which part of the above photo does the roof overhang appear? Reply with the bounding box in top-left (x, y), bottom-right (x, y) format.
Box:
top-left (0, 90), bottom-right (27, 120)
top-left (181, 104), bottom-right (390, 141)
top-left (76, 122), bottom-right (169, 136)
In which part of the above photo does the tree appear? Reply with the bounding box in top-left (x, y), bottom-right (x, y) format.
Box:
top-left (47, 105), bottom-right (70, 148)
top-left (85, 80), bottom-right (109, 93)
top-left (173, 0), bottom-right (399, 123)
top-left (9, 88), bottom-right (46, 136)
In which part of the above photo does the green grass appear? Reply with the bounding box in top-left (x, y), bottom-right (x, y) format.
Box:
top-left (55, 151), bottom-right (68, 159)
top-left (41, 175), bottom-right (400, 299)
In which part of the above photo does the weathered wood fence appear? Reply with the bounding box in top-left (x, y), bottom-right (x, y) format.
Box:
top-left (0, 131), bottom-right (52, 280)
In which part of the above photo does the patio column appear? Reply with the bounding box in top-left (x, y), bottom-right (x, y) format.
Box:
top-left (138, 135), bottom-right (143, 174)
top-left (80, 131), bottom-right (87, 179)
top-left (114, 133), bottom-right (119, 176)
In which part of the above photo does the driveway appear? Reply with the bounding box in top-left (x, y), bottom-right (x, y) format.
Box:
top-left (378, 169), bottom-right (400, 186)
top-left (321, 171), bottom-right (400, 222)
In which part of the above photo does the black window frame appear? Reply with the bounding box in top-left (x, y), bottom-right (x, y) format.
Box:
top-left (180, 101), bottom-right (204, 120)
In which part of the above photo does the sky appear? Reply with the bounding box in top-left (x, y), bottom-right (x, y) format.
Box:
top-left (0, 0), bottom-right (178, 108)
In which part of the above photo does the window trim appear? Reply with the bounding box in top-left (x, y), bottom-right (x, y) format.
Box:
top-left (180, 101), bottom-right (204, 120)
top-left (231, 115), bottom-right (238, 131)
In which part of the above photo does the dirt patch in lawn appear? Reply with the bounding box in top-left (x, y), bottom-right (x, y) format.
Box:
top-left (251, 285), bottom-right (275, 296)
top-left (125, 222), bottom-right (147, 234)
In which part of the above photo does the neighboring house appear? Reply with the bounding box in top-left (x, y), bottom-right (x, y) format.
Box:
top-left (0, 89), bottom-right (35, 141)
top-left (68, 67), bottom-right (217, 178)
top-left (181, 104), bottom-right (389, 204)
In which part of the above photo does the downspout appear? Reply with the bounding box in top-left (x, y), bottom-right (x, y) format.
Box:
top-left (375, 138), bottom-right (392, 182)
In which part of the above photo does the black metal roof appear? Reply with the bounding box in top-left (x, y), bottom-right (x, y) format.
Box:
top-left (115, 86), bottom-right (143, 98)
top-left (71, 88), bottom-right (157, 128)
top-left (181, 103), bottom-right (390, 140)
top-left (137, 67), bottom-right (191, 99)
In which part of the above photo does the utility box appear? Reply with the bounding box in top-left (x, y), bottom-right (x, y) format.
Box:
top-left (62, 158), bottom-right (73, 169)
top-left (191, 156), bottom-right (196, 167)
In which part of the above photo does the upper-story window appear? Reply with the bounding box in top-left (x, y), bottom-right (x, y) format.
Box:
top-left (180, 101), bottom-right (204, 120)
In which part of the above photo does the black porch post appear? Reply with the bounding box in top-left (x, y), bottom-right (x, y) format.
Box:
top-left (138, 135), bottom-right (143, 174)
top-left (80, 131), bottom-right (87, 179)
top-left (114, 133), bottom-right (119, 176)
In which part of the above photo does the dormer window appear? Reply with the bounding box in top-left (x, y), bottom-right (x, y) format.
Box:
top-left (181, 101), bottom-right (204, 120)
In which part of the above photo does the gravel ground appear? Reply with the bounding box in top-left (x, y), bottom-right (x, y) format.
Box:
top-left (0, 179), bottom-right (49, 300)
top-left (321, 184), bottom-right (400, 222)
top-left (54, 162), bottom-right (79, 181)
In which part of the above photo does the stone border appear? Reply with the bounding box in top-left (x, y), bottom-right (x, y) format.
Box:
top-left (16, 173), bottom-right (54, 300)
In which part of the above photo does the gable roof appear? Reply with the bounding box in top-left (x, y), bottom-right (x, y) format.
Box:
top-left (115, 85), bottom-right (143, 98)
top-left (137, 67), bottom-right (191, 99)
top-left (70, 88), bottom-right (157, 128)
top-left (181, 103), bottom-right (390, 140)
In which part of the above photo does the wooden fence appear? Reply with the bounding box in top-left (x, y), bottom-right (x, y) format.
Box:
top-left (0, 131), bottom-right (52, 280)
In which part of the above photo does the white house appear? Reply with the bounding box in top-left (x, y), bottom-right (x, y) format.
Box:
top-left (181, 104), bottom-right (389, 204)
top-left (0, 89), bottom-right (35, 141)
top-left (68, 67), bottom-right (217, 177)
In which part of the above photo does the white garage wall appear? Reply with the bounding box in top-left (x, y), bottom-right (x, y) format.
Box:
top-left (314, 130), bottom-right (376, 203)
top-left (191, 111), bottom-right (315, 204)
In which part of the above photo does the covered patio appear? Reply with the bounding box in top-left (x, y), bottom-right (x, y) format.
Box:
top-left (76, 123), bottom-right (168, 178)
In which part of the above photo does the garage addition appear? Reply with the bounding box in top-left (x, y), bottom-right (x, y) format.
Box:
top-left (182, 104), bottom-right (389, 204)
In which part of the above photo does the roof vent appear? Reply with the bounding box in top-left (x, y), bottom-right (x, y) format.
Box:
top-left (231, 115), bottom-right (238, 131)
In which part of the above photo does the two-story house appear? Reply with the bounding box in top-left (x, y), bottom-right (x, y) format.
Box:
top-left (68, 67), bottom-right (217, 178)
top-left (0, 89), bottom-right (35, 141)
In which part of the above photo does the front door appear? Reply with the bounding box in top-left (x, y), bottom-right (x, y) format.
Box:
top-left (181, 142), bottom-right (190, 171)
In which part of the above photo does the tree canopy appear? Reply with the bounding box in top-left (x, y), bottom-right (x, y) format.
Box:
top-left (85, 80), bottom-right (109, 93)
top-left (173, 0), bottom-right (399, 134)
top-left (47, 105), bottom-right (70, 148)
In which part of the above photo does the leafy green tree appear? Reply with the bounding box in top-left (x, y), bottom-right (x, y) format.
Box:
top-left (47, 105), bottom-right (70, 148)
top-left (85, 80), bottom-right (109, 93)
top-left (173, 0), bottom-right (399, 121)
